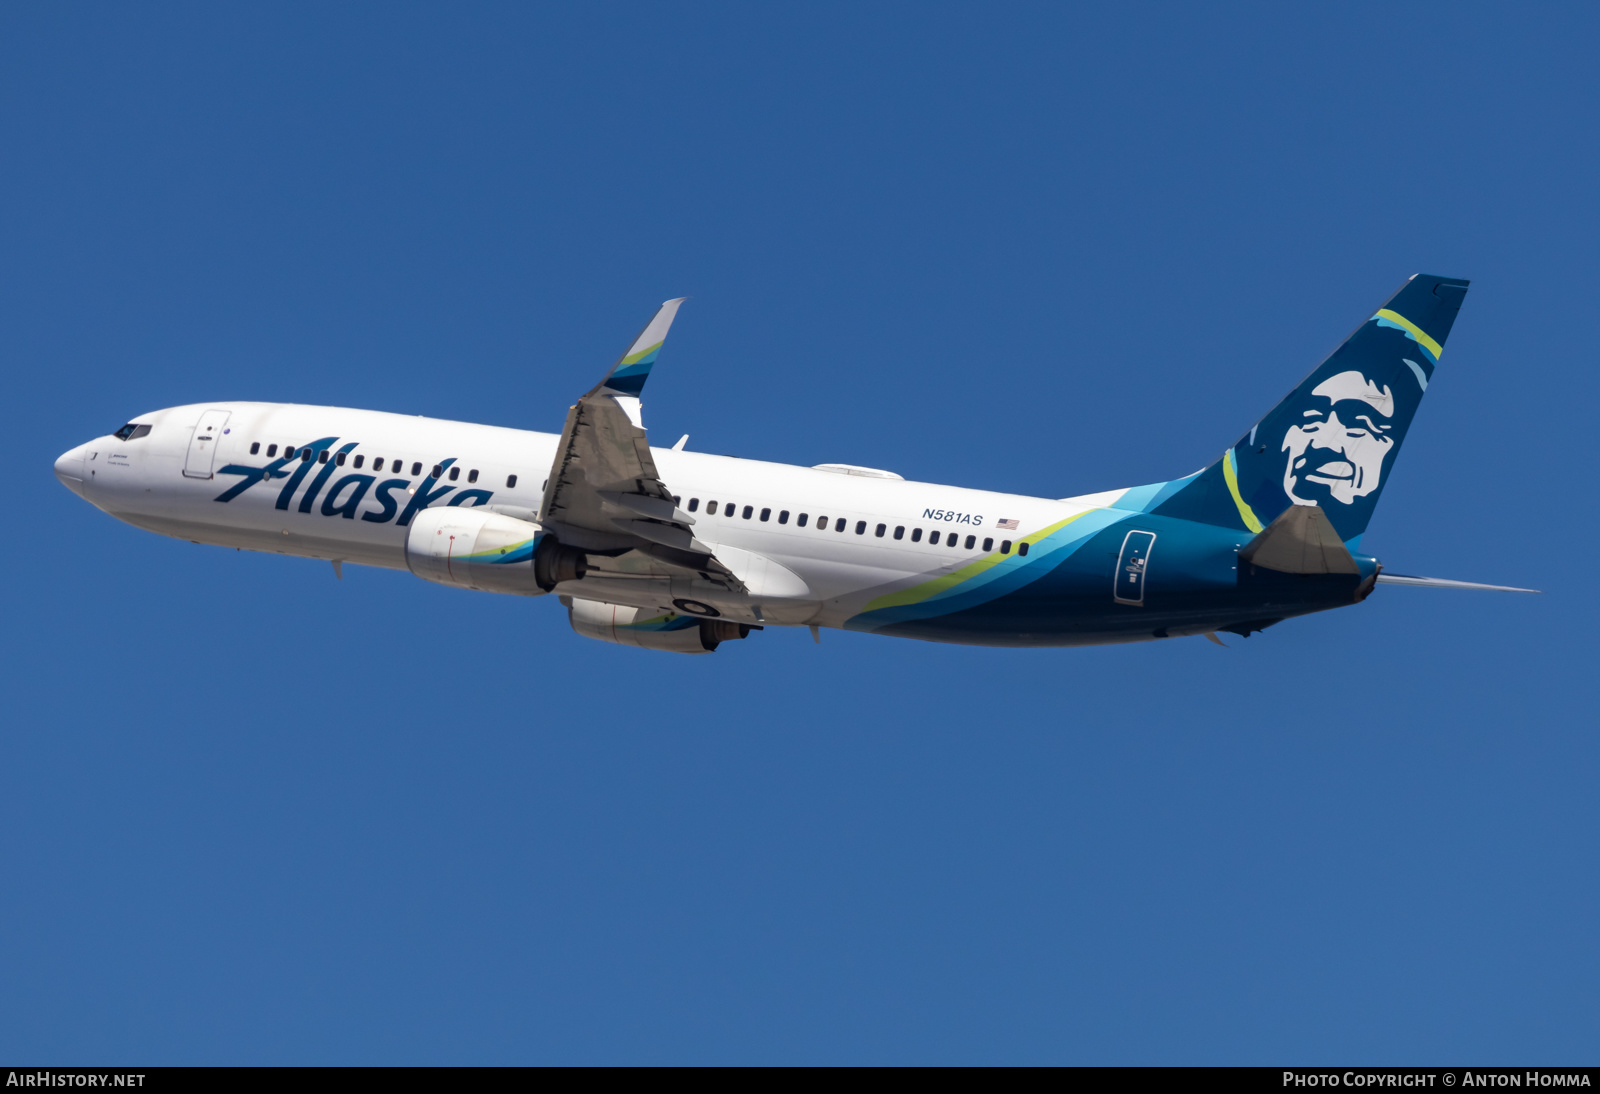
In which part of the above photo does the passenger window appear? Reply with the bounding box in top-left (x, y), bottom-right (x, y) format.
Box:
top-left (431, 464), bottom-right (443, 478)
top-left (875, 524), bottom-right (886, 537)
top-left (929, 531), bottom-right (940, 545)
top-left (911, 528), bottom-right (922, 542)
top-left (855, 520), bottom-right (866, 534)
top-left (760, 508), bottom-right (771, 522)
top-left (411, 462), bottom-right (422, 476)
top-left (894, 526), bottom-right (904, 540)
top-left (468, 469), bottom-right (479, 484)
top-left (778, 510), bottom-right (789, 524)
top-left (797, 513), bottom-right (808, 527)
top-left (708, 501), bottom-right (718, 515)
top-left (336, 452), bottom-right (347, 466)
top-left (688, 498), bottom-right (699, 512)
top-left (835, 518), bottom-right (846, 532)
top-left (743, 505), bottom-right (753, 519)
top-left (983, 537), bottom-right (993, 552)
top-left (448, 466), bottom-right (460, 481)
top-left (507, 474), bottom-right (518, 488)
top-left (964, 535), bottom-right (975, 549)
top-left (284, 447), bottom-right (295, 460)
top-left (303, 450), bottom-right (314, 463)
top-left (373, 458), bottom-right (384, 472)
top-left (314, 450), bottom-right (325, 463)
top-left (1000, 540), bottom-right (1012, 554)
top-left (673, 495), bottom-right (680, 505)
top-left (816, 515), bottom-right (827, 530)
top-left (354, 455), bottom-right (365, 469)
top-left (267, 444), bottom-right (278, 457)
top-left (1018, 541), bottom-right (1030, 556)
top-left (250, 442), bottom-right (260, 455)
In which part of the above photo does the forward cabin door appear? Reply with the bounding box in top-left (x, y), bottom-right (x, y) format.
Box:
top-left (183, 409), bottom-right (231, 479)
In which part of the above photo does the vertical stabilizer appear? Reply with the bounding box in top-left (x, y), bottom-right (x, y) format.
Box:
top-left (1148, 274), bottom-right (1469, 543)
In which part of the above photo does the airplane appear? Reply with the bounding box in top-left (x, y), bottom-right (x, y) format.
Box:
top-left (52, 274), bottom-right (1534, 654)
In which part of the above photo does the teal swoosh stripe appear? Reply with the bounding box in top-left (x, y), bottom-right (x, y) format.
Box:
top-left (1111, 472), bottom-right (1199, 513)
top-left (454, 535), bottom-right (539, 566)
top-left (486, 539), bottom-right (537, 565)
top-left (618, 614), bottom-right (699, 633)
top-left (846, 510), bottom-right (1129, 630)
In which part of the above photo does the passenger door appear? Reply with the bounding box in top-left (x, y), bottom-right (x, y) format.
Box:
top-left (183, 409), bottom-right (231, 479)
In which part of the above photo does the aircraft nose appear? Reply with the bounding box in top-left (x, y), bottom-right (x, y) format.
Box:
top-left (54, 443), bottom-right (88, 496)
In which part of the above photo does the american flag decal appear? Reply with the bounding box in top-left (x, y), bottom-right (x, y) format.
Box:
top-left (996, 518), bottom-right (1019, 530)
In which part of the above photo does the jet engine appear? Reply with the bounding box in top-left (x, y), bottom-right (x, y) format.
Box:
top-left (566, 597), bottom-right (755, 653)
top-left (405, 506), bottom-right (547, 595)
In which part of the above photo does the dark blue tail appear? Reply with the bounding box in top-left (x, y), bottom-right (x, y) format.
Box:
top-left (1148, 274), bottom-right (1469, 544)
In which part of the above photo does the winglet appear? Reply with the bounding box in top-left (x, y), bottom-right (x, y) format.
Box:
top-left (593, 298), bottom-right (687, 398)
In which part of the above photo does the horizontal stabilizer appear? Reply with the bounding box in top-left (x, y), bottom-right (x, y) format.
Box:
top-left (1238, 504), bottom-right (1359, 575)
top-left (1376, 573), bottom-right (1539, 593)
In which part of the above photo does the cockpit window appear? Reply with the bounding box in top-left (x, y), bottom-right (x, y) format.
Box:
top-left (113, 423), bottom-right (152, 441)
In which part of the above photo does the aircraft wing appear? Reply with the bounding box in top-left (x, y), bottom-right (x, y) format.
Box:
top-left (537, 299), bottom-right (746, 591)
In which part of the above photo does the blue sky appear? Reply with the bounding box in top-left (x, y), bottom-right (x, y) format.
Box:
top-left (3, 3), bottom-right (1595, 1064)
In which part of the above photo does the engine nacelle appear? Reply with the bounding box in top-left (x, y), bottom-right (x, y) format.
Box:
top-left (405, 506), bottom-right (547, 596)
top-left (566, 597), bottom-right (754, 654)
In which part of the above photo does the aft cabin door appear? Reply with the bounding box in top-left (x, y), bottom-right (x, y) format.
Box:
top-left (183, 409), bottom-right (231, 479)
top-left (1113, 530), bottom-right (1156, 606)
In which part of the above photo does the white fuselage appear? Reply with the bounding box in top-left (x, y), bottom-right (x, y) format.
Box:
top-left (55, 401), bottom-right (1096, 632)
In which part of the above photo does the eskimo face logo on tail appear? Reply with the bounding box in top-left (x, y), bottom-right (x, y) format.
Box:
top-left (1281, 371), bottom-right (1396, 507)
